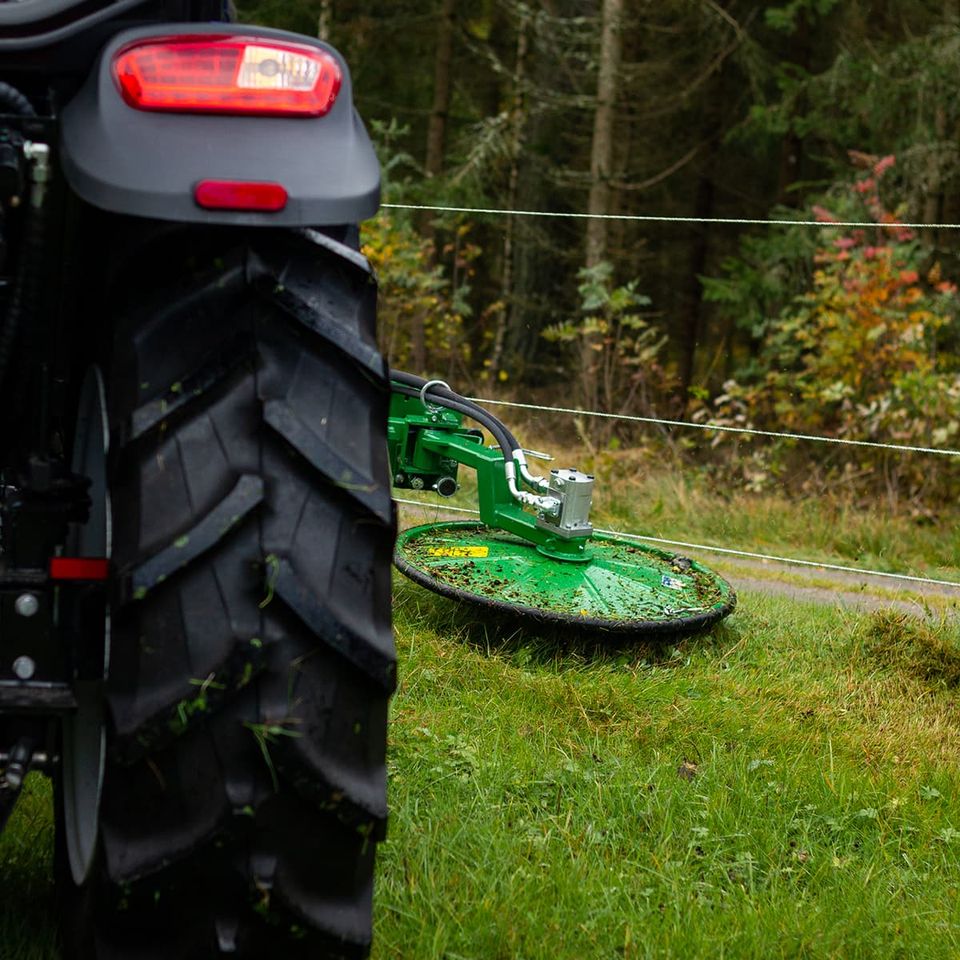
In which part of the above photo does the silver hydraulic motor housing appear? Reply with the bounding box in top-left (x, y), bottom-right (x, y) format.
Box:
top-left (537, 468), bottom-right (594, 538)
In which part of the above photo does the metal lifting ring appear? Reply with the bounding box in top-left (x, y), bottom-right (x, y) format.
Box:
top-left (419, 379), bottom-right (452, 411)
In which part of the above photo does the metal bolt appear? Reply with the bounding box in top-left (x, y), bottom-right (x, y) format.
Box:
top-left (12, 657), bottom-right (35, 681)
top-left (14, 594), bottom-right (38, 618)
top-left (410, 477), bottom-right (425, 490)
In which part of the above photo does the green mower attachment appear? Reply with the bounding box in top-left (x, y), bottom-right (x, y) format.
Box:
top-left (389, 373), bottom-right (735, 636)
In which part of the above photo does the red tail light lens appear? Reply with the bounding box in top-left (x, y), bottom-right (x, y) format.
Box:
top-left (195, 180), bottom-right (288, 212)
top-left (50, 557), bottom-right (110, 581)
top-left (113, 36), bottom-right (342, 117)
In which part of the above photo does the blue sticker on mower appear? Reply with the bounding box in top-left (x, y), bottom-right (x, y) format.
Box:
top-left (661, 575), bottom-right (686, 590)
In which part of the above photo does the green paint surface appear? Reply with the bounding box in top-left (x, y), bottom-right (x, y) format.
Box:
top-left (396, 521), bottom-right (734, 626)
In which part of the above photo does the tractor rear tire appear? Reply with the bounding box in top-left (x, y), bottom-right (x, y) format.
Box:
top-left (60, 228), bottom-right (396, 959)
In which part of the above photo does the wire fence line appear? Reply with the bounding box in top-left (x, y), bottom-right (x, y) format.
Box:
top-left (381, 201), bottom-right (960, 230)
top-left (468, 397), bottom-right (960, 458)
top-left (385, 197), bottom-right (960, 595)
top-left (383, 200), bottom-right (960, 459)
top-left (393, 497), bottom-right (960, 591)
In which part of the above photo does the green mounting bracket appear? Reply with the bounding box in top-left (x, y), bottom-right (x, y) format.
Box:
top-left (389, 384), bottom-right (737, 635)
top-left (387, 390), bottom-right (591, 562)
top-left (386, 392), bottom-right (478, 496)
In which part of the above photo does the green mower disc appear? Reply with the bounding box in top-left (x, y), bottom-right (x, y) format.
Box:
top-left (395, 521), bottom-right (736, 636)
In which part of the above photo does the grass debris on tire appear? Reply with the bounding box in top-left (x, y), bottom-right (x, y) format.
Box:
top-left (59, 226), bottom-right (396, 959)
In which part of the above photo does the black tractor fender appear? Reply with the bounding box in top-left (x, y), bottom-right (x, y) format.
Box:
top-left (60, 23), bottom-right (380, 227)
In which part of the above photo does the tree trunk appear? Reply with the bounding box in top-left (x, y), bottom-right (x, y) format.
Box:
top-left (678, 24), bottom-right (727, 415)
top-left (489, 9), bottom-right (530, 379)
top-left (585, 0), bottom-right (623, 268)
top-left (425, 0), bottom-right (457, 179)
top-left (317, 0), bottom-right (333, 41)
top-left (923, 0), bottom-right (954, 243)
top-left (677, 166), bottom-right (715, 413)
top-left (581, 0), bottom-right (623, 411)
top-left (922, 103), bottom-right (946, 247)
top-left (776, 9), bottom-right (810, 205)
top-left (412, 0), bottom-right (457, 372)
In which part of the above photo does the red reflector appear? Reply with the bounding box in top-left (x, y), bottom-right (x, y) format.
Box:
top-left (195, 180), bottom-right (288, 212)
top-left (113, 35), bottom-right (342, 117)
top-left (50, 558), bottom-right (110, 581)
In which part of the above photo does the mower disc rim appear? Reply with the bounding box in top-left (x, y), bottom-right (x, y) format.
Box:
top-left (394, 521), bottom-right (736, 636)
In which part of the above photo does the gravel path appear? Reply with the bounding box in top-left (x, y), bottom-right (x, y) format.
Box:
top-left (710, 556), bottom-right (960, 614)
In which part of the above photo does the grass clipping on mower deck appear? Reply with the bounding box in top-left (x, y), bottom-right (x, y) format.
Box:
top-left (396, 522), bottom-right (735, 632)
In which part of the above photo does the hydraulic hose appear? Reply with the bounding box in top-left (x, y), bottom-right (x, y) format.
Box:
top-left (391, 372), bottom-right (559, 512)
top-left (0, 82), bottom-right (35, 118)
top-left (390, 382), bottom-right (515, 460)
top-left (390, 369), bottom-right (551, 493)
top-left (390, 370), bottom-right (519, 456)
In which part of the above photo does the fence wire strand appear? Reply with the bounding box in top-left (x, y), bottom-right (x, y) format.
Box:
top-left (393, 497), bottom-right (960, 591)
top-left (382, 199), bottom-right (960, 457)
top-left (386, 196), bottom-right (960, 594)
top-left (468, 397), bottom-right (960, 458)
top-left (382, 201), bottom-right (960, 230)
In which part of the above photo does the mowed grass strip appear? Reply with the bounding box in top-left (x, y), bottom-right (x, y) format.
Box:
top-left (592, 463), bottom-right (960, 585)
top-left (374, 579), bottom-right (960, 959)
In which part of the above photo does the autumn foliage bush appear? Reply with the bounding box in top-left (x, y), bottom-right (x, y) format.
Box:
top-left (362, 210), bottom-right (478, 379)
top-left (360, 120), bottom-right (479, 381)
top-left (698, 153), bottom-right (960, 505)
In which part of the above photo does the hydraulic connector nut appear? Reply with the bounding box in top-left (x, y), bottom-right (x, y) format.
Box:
top-left (22, 141), bottom-right (50, 209)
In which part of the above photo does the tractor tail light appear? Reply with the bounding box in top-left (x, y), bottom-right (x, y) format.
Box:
top-left (50, 558), bottom-right (110, 581)
top-left (195, 180), bottom-right (288, 212)
top-left (113, 36), bottom-right (342, 117)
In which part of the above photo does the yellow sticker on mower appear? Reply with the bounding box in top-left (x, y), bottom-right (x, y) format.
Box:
top-left (427, 546), bottom-right (490, 558)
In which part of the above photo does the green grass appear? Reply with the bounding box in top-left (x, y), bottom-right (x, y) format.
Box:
top-left (4, 582), bottom-right (960, 958)
top-left (587, 448), bottom-right (960, 583)
top-left (0, 774), bottom-right (58, 959)
top-left (373, 578), bottom-right (960, 959)
top-left (592, 463), bottom-right (960, 583)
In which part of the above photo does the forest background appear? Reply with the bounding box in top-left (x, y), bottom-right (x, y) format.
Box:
top-left (237, 0), bottom-right (960, 510)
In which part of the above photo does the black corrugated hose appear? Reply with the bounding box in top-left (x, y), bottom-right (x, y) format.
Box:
top-left (389, 369), bottom-right (522, 458)
top-left (0, 81), bottom-right (40, 393)
top-left (0, 195), bottom-right (43, 391)
top-left (0, 82), bottom-right (35, 119)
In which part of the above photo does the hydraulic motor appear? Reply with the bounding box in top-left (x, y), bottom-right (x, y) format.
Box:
top-left (537, 468), bottom-right (594, 538)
